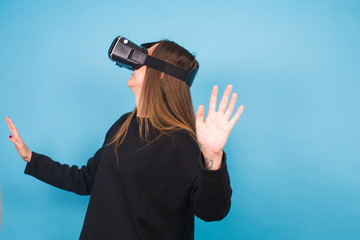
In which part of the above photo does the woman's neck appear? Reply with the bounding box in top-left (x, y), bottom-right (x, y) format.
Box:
top-left (136, 108), bottom-right (149, 118)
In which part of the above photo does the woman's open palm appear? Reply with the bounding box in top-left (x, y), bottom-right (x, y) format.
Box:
top-left (196, 85), bottom-right (244, 154)
top-left (5, 116), bottom-right (32, 162)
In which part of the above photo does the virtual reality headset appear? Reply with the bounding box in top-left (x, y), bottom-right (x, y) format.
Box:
top-left (108, 36), bottom-right (198, 87)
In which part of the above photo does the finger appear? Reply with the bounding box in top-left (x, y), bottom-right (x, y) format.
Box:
top-left (224, 93), bottom-right (237, 120)
top-left (196, 104), bottom-right (205, 123)
top-left (229, 105), bottom-right (244, 129)
top-left (218, 85), bottom-right (233, 114)
top-left (6, 117), bottom-right (20, 138)
top-left (208, 85), bottom-right (218, 113)
top-left (5, 117), bottom-right (15, 135)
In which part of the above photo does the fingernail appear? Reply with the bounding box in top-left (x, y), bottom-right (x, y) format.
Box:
top-left (9, 135), bottom-right (12, 138)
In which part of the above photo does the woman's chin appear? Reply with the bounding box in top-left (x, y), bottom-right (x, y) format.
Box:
top-left (127, 79), bottom-right (133, 88)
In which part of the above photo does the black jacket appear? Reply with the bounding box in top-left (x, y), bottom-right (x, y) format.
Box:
top-left (24, 112), bottom-right (232, 240)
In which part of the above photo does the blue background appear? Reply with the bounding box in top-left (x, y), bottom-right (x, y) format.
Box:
top-left (1, 0), bottom-right (359, 239)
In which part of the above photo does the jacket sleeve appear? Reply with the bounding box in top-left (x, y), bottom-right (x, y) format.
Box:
top-left (24, 116), bottom-right (124, 195)
top-left (190, 151), bottom-right (232, 222)
top-left (172, 131), bottom-right (233, 222)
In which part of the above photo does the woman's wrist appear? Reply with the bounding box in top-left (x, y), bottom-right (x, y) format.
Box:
top-left (202, 149), bottom-right (223, 170)
top-left (24, 149), bottom-right (32, 163)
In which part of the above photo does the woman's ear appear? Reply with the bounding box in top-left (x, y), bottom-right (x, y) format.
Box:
top-left (160, 72), bottom-right (164, 79)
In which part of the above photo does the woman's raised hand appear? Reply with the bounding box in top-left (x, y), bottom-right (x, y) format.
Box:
top-left (196, 85), bottom-right (244, 163)
top-left (5, 116), bottom-right (32, 163)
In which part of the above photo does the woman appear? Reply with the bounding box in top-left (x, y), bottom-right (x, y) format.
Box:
top-left (6, 40), bottom-right (244, 240)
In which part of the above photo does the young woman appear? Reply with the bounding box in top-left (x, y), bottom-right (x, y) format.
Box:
top-left (6, 40), bottom-right (244, 240)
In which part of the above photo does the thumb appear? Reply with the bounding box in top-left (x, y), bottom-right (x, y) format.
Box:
top-left (8, 135), bottom-right (16, 144)
top-left (196, 104), bottom-right (205, 122)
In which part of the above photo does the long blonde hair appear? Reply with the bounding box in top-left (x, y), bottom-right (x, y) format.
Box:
top-left (106, 40), bottom-right (200, 165)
